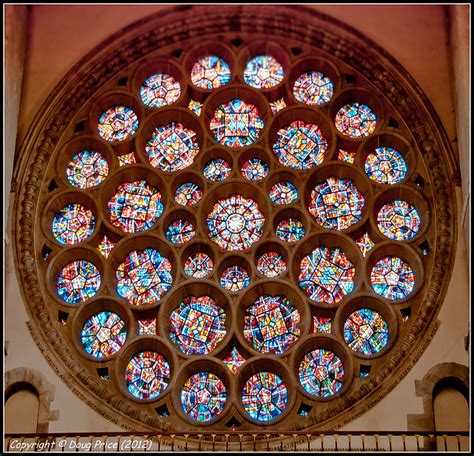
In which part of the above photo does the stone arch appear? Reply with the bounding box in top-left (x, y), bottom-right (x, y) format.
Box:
top-left (5, 368), bottom-right (59, 433)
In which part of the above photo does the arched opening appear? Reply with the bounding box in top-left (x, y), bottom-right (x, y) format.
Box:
top-left (5, 383), bottom-right (40, 434)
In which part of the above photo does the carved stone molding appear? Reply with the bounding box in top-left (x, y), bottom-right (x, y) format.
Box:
top-left (12, 5), bottom-right (457, 432)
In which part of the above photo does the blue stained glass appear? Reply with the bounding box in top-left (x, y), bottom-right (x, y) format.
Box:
top-left (57, 260), bottom-right (101, 304)
top-left (244, 55), bottom-right (284, 89)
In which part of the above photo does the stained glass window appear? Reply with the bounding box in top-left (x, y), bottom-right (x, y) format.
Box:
top-left (140, 73), bottom-right (181, 108)
top-left (138, 319), bottom-right (157, 336)
top-left (184, 253), bottom-right (214, 278)
top-left (269, 181), bottom-right (298, 205)
top-left (343, 308), bottom-right (388, 356)
top-left (203, 158), bottom-right (232, 181)
top-left (243, 295), bottom-right (300, 354)
top-left (242, 372), bottom-right (287, 422)
top-left (108, 180), bottom-right (163, 233)
top-left (355, 232), bottom-right (375, 258)
top-left (365, 147), bottom-right (407, 184)
top-left (293, 71), bottom-right (334, 105)
top-left (125, 351), bottom-right (170, 400)
top-left (181, 372), bottom-right (227, 422)
top-left (81, 311), bottom-right (126, 358)
top-left (244, 55), bottom-right (284, 89)
top-left (223, 347), bottom-right (246, 374)
top-left (299, 246), bottom-right (355, 303)
top-left (190, 56), bottom-right (231, 89)
top-left (116, 248), bottom-right (173, 307)
top-left (56, 260), bottom-right (101, 304)
top-left (145, 122), bottom-right (199, 172)
top-left (298, 349), bottom-right (344, 398)
top-left (370, 256), bottom-right (415, 300)
top-left (275, 218), bottom-right (305, 243)
top-left (210, 99), bottom-right (264, 148)
top-left (118, 152), bottom-right (137, 166)
top-left (206, 194), bottom-right (265, 251)
top-left (165, 219), bottom-right (195, 245)
top-left (97, 235), bottom-right (116, 259)
top-left (240, 158), bottom-right (269, 181)
top-left (220, 265), bottom-right (250, 292)
top-left (272, 120), bottom-right (328, 169)
top-left (98, 105), bottom-right (139, 142)
top-left (257, 252), bottom-right (287, 278)
top-left (269, 98), bottom-right (287, 114)
top-left (174, 183), bottom-right (203, 206)
top-left (338, 149), bottom-right (356, 164)
top-left (66, 151), bottom-right (108, 189)
top-left (334, 103), bottom-right (376, 139)
top-left (52, 203), bottom-right (95, 245)
top-left (169, 296), bottom-right (226, 355)
top-left (188, 100), bottom-right (203, 116)
top-left (377, 200), bottom-right (421, 241)
top-left (308, 177), bottom-right (365, 230)
top-left (313, 316), bottom-right (332, 333)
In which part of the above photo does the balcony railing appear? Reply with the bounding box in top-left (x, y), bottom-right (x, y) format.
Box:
top-left (4, 431), bottom-right (470, 452)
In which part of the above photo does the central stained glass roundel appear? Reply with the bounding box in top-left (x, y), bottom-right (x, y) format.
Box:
top-left (181, 372), bottom-right (227, 422)
top-left (169, 296), bottom-right (226, 355)
top-left (308, 177), bottom-right (365, 230)
top-left (206, 194), bottom-right (265, 251)
top-left (243, 295), bottom-right (300, 354)
top-left (210, 99), bottom-right (264, 148)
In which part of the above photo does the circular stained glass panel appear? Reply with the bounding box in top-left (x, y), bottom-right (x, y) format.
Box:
top-left (116, 248), bottom-right (173, 307)
top-left (269, 181), bottom-right (298, 205)
top-left (293, 71), bottom-right (334, 105)
top-left (377, 200), bottom-right (421, 241)
top-left (191, 55), bottom-right (231, 89)
top-left (210, 99), bottom-right (264, 148)
top-left (334, 103), bottom-right (376, 139)
top-left (165, 219), bottom-right (195, 245)
top-left (203, 158), bottom-right (232, 181)
top-left (243, 295), bottom-right (300, 354)
top-left (108, 180), bottom-right (163, 233)
top-left (257, 252), bottom-right (287, 278)
top-left (275, 217), bottom-right (305, 243)
top-left (241, 158), bottom-right (269, 181)
top-left (308, 177), bottom-right (365, 230)
top-left (184, 253), bottom-right (214, 278)
top-left (242, 372), bottom-right (288, 422)
top-left (365, 147), bottom-right (408, 184)
top-left (299, 349), bottom-right (344, 398)
top-left (181, 372), bottom-right (227, 422)
top-left (125, 351), bottom-right (170, 400)
top-left (343, 308), bottom-right (389, 356)
top-left (66, 151), bottom-right (109, 189)
top-left (98, 105), bottom-right (138, 142)
top-left (140, 73), bottom-right (181, 108)
top-left (57, 260), bottom-right (101, 304)
top-left (272, 120), bottom-right (328, 170)
top-left (244, 55), bottom-right (284, 89)
top-left (169, 296), bottom-right (226, 355)
top-left (174, 183), bottom-right (203, 206)
top-left (145, 122), bottom-right (199, 172)
top-left (81, 311), bottom-right (127, 358)
top-left (220, 265), bottom-right (250, 292)
top-left (299, 246), bottom-right (355, 303)
top-left (370, 256), bottom-right (415, 300)
top-left (206, 194), bottom-right (265, 251)
top-left (52, 203), bottom-right (95, 245)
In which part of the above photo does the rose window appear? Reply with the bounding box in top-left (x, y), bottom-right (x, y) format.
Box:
top-left (25, 10), bottom-right (448, 434)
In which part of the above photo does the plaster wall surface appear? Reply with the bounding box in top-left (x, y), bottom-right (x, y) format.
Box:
top-left (6, 4), bottom-right (469, 433)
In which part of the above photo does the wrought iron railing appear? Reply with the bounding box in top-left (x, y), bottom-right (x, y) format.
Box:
top-left (4, 431), bottom-right (470, 452)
